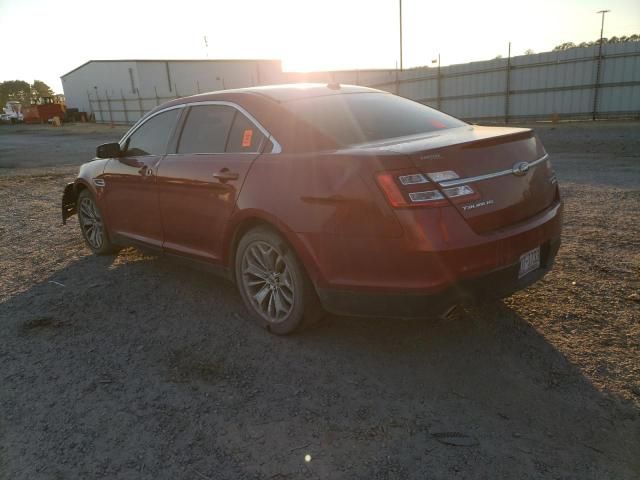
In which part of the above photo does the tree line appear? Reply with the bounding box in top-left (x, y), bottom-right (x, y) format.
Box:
top-left (553, 34), bottom-right (639, 51)
top-left (0, 80), bottom-right (54, 107)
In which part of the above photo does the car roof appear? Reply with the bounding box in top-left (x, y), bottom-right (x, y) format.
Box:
top-left (140, 83), bottom-right (388, 152)
top-left (180, 83), bottom-right (383, 104)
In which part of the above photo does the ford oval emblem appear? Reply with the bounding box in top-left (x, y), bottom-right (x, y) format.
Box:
top-left (512, 161), bottom-right (530, 176)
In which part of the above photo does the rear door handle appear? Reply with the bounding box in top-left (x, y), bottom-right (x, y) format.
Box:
top-left (213, 169), bottom-right (239, 182)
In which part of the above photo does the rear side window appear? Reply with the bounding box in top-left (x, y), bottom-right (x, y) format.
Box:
top-left (177, 105), bottom-right (235, 154)
top-left (124, 109), bottom-right (179, 156)
top-left (226, 112), bottom-right (266, 153)
top-left (283, 92), bottom-right (466, 146)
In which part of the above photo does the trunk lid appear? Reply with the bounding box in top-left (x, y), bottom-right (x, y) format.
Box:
top-left (369, 125), bottom-right (558, 233)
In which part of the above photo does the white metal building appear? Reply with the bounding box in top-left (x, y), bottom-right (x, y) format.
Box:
top-left (61, 59), bottom-right (284, 123)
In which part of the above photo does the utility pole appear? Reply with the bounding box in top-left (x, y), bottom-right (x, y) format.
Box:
top-left (399, 0), bottom-right (403, 71)
top-left (592, 9), bottom-right (610, 120)
top-left (597, 10), bottom-right (609, 46)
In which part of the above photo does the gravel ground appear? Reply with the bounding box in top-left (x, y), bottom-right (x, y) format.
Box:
top-left (0, 121), bottom-right (639, 479)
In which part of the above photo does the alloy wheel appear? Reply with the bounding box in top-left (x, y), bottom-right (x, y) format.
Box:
top-left (79, 196), bottom-right (104, 250)
top-left (241, 241), bottom-right (295, 323)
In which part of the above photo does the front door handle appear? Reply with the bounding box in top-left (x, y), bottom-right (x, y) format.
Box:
top-left (138, 165), bottom-right (153, 177)
top-left (213, 168), bottom-right (239, 182)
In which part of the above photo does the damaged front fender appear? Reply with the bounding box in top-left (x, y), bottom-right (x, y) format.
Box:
top-left (61, 182), bottom-right (77, 224)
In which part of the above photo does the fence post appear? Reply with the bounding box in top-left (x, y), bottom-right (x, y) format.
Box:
top-left (395, 69), bottom-right (399, 95)
top-left (592, 43), bottom-right (605, 120)
top-left (94, 89), bottom-right (102, 123)
top-left (174, 83), bottom-right (179, 99)
top-left (505, 42), bottom-right (511, 124)
top-left (437, 53), bottom-right (442, 110)
top-left (165, 61), bottom-right (172, 93)
top-left (196, 81), bottom-right (201, 94)
top-left (137, 89), bottom-right (143, 121)
top-left (105, 90), bottom-right (113, 124)
top-left (121, 89), bottom-right (129, 125)
top-left (154, 86), bottom-right (160, 106)
top-left (86, 90), bottom-right (93, 118)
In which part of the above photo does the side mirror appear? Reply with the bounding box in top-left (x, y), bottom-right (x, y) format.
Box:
top-left (96, 142), bottom-right (122, 159)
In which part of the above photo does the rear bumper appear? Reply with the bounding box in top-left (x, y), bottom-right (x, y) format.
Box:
top-left (317, 236), bottom-right (560, 318)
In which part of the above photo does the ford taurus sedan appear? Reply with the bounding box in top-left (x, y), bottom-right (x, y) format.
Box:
top-left (62, 84), bottom-right (562, 334)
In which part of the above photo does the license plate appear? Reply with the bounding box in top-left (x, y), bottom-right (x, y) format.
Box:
top-left (518, 246), bottom-right (541, 279)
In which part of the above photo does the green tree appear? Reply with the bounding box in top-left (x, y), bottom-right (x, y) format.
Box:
top-left (0, 80), bottom-right (32, 106)
top-left (31, 80), bottom-right (54, 99)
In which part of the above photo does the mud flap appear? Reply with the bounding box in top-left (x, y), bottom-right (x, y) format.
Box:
top-left (61, 182), bottom-right (77, 225)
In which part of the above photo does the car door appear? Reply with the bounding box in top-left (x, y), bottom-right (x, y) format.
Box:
top-left (102, 107), bottom-right (182, 248)
top-left (157, 103), bottom-right (267, 262)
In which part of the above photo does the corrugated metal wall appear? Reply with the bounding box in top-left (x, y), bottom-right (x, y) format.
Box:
top-left (289, 42), bottom-right (639, 121)
top-left (67, 42), bottom-right (640, 124)
top-left (360, 42), bottom-right (640, 122)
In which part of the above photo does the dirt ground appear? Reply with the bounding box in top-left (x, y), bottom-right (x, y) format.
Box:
top-left (0, 121), bottom-right (639, 479)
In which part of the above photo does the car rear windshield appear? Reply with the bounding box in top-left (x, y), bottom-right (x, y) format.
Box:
top-left (283, 92), bottom-right (466, 146)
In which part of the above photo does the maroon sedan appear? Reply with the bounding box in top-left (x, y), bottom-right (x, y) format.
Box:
top-left (62, 84), bottom-right (562, 334)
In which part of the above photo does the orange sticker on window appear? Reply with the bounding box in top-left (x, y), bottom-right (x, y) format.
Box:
top-left (242, 129), bottom-right (253, 147)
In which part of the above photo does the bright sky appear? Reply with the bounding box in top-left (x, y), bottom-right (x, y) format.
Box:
top-left (0, 0), bottom-right (638, 93)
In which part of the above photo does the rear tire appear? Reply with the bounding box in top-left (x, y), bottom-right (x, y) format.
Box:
top-left (77, 189), bottom-right (119, 255)
top-left (235, 227), bottom-right (323, 335)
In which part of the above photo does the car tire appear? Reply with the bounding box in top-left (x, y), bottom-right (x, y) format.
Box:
top-left (235, 227), bottom-right (323, 335)
top-left (77, 189), bottom-right (119, 255)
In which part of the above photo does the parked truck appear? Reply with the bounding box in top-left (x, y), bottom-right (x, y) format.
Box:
top-left (1, 101), bottom-right (23, 123)
top-left (22, 96), bottom-right (66, 124)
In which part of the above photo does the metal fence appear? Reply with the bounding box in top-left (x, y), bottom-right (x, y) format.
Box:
top-left (87, 42), bottom-right (640, 125)
top-left (87, 85), bottom-right (187, 125)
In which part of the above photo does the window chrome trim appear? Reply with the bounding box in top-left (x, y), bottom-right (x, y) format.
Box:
top-left (120, 100), bottom-right (282, 154)
top-left (438, 154), bottom-right (549, 188)
top-left (185, 100), bottom-right (281, 154)
top-left (119, 104), bottom-right (186, 150)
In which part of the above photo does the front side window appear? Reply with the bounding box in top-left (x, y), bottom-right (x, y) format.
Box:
top-left (124, 109), bottom-right (180, 156)
top-left (177, 105), bottom-right (235, 154)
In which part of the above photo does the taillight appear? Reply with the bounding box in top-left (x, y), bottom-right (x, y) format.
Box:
top-left (398, 173), bottom-right (429, 185)
top-left (442, 185), bottom-right (474, 198)
top-left (409, 190), bottom-right (445, 202)
top-left (376, 170), bottom-right (474, 208)
top-left (427, 171), bottom-right (458, 182)
top-left (376, 172), bottom-right (408, 207)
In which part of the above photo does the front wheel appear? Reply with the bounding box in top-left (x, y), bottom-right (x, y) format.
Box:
top-left (235, 227), bottom-right (323, 335)
top-left (77, 189), bottom-right (119, 255)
